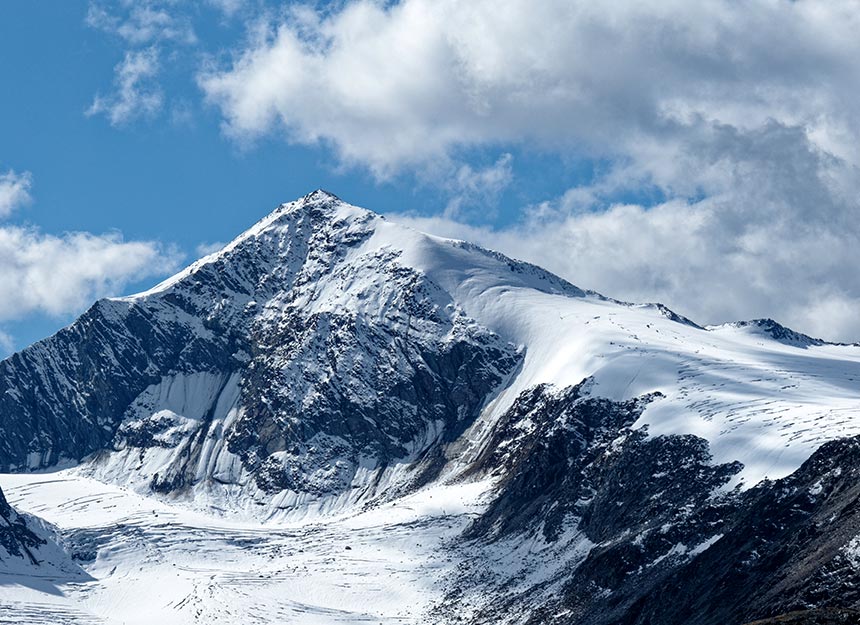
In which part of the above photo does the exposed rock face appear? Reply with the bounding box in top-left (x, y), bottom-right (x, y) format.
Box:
top-left (725, 318), bottom-right (829, 347)
top-left (0, 485), bottom-right (44, 567)
top-left (464, 382), bottom-right (676, 542)
top-left (440, 385), bottom-right (860, 625)
top-left (744, 609), bottom-right (860, 625)
top-left (618, 437), bottom-right (860, 625)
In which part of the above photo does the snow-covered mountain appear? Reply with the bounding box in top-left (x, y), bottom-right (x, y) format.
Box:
top-left (1, 190), bottom-right (860, 624)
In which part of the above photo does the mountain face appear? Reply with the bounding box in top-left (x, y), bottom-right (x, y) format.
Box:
top-left (2, 190), bottom-right (860, 624)
top-left (0, 191), bottom-right (523, 510)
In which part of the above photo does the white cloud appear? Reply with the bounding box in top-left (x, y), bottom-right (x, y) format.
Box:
top-left (85, 1), bottom-right (199, 127)
top-left (0, 171), bottom-right (182, 350)
top-left (0, 329), bottom-right (13, 357)
top-left (206, 0), bottom-right (245, 19)
top-left (0, 226), bottom-right (181, 322)
top-left (87, 47), bottom-right (164, 125)
top-left (87, 2), bottom-right (196, 45)
top-left (195, 241), bottom-right (226, 257)
top-left (0, 170), bottom-right (32, 218)
top-left (392, 126), bottom-right (860, 342)
top-left (444, 153), bottom-right (513, 219)
top-left (198, 0), bottom-right (860, 177)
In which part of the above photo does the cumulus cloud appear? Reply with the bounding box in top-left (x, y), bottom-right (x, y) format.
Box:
top-left (0, 170), bottom-right (32, 218)
top-left (199, 0), bottom-right (860, 341)
top-left (0, 171), bottom-right (182, 351)
top-left (393, 124), bottom-right (860, 341)
top-left (0, 227), bottom-right (180, 321)
top-left (87, 47), bottom-right (164, 125)
top-left (198, 0), bottom-right (860, 176)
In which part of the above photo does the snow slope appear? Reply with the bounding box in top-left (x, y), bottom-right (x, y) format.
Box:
top-left (3, 190), bottom-right (857, 505)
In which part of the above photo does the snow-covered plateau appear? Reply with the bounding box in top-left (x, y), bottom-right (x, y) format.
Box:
top-left (1, 191), bottom-right (860, 624)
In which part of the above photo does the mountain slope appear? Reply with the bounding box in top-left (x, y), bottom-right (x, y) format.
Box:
top-left (1, 190), bottom-right (860, 624)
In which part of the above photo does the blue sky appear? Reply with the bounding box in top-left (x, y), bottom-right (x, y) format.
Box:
top-left (2, 0), bottom-right (860, 351)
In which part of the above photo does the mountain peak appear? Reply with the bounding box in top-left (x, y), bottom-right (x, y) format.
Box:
top-left (303, 188), bottom-right (341, 203)
top-left (710, 318), bottom-right (828, 347)
top-left (125, 191), bottom-right (375, 300)
top-left (275, 189), bottom-right (349, 218)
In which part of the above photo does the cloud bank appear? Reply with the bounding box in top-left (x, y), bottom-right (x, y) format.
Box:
top-left (199, 0), bottom-right (860, 175)
top-left (0, 226), bottom-right (179, 321)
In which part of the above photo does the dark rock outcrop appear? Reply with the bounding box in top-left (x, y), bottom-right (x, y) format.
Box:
top-left (445, 383), bottom-right (860, 625)
top-left (0, 486), bottom-right (44, 566)
top-left (744, 608), bottom-right (860, 625)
